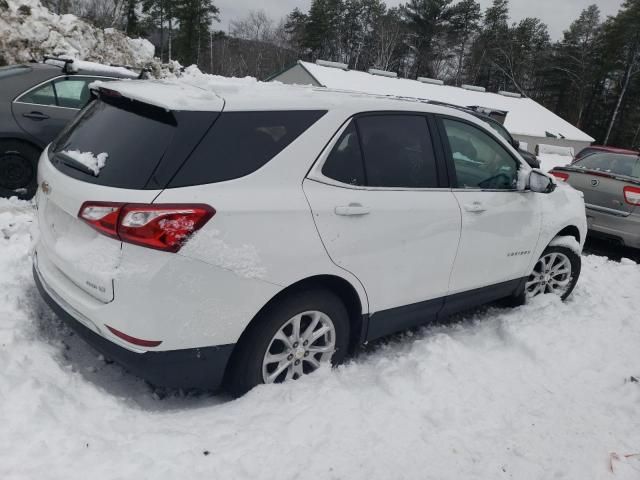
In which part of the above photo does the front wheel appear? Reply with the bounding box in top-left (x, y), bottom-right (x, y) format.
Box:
top-left (227, 289), bottom-right (350, 396)
top-left (525, 246), bottom-right (581, 301)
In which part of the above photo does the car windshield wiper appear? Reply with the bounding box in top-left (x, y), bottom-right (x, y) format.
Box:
top-left (53, 152), bottom-right (97, 176)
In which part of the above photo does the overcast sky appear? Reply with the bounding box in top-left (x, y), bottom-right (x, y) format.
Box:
top-left (214, 0), bottom-right (624, 40)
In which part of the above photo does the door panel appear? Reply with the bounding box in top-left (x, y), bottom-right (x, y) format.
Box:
top-left (304, 179), bottom-right (461, 314)
top-left (12, 102), bottom-right (76, 145)
top-left (449, 190), bottom-right (541, 293)
top-left (438, 116), bottom-right (542, 293)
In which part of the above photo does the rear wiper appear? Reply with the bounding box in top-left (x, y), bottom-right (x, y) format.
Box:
top-left (54, 152), bottom-right (97, 176)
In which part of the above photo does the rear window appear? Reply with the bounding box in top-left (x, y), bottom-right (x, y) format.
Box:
top-left (168, 110), bottom-right (326, 187)
top-left (50, 99), bottom-right (178, 189)
top-left (574, 153), bottom-right (640, 179)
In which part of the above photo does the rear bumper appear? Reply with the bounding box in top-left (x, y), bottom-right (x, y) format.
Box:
top-left (34, 265), bottom-right (235, 391)
top-left (586, 206), bottom-right (640, 249)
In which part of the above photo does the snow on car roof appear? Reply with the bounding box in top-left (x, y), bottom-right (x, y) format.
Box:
top-left (299, 61), bottom-right (594, 143)
top-left (45, 58), bottom-right (139, 78)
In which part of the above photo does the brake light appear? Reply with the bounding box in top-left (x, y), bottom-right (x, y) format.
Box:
top-left (624, 186), bottom-right (640, 206)
top-left (78, 202), bottom-right (215, 252)
top-left (78, 202), bottom-right (123, 238)
top-left (550, 171), bottom-right (569, 181)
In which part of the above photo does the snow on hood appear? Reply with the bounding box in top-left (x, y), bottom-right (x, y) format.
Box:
top-left (0, 0), bottom-right (155, 68)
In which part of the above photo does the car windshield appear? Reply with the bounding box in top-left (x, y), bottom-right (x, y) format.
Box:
top-left (574, 152), bottom-right (640, 178)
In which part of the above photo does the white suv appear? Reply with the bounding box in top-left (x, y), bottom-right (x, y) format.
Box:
top-left (33, 80), bottom-right (587, 395)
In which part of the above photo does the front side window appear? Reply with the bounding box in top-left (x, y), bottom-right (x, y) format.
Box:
top-left (53, 78), bottom-right (92, 109)
top-left (442, 118), bottom-right (519, 190)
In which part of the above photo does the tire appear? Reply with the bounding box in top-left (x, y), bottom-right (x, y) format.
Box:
top-left (0, 140), bottom-right (40, 200)
top-left (520, 245), bottom-right (581, 303)
top-left (227, 289), bottom-right (350, 396)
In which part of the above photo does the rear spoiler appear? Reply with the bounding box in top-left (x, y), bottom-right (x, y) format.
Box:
top-left (552, 165), bottom-right (640, 187)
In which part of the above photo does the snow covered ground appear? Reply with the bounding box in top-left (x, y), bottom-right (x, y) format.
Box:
top-left (1, 197), bottom-right (640, 479)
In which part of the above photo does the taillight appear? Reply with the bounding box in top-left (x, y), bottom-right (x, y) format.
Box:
top-left (550, 171), bottom-right (569, 181)
top-left (624, 186), bottom-right (640, 206)
top-left (78, 202), bottom-right (215, 252)
top-left (78, 201), bottom-right (123, 238)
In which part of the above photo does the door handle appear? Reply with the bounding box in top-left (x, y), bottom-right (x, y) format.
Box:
top-left (463, 202), bottom-right (486, 213)
top-left (23, 111), bottom-right (50, 121)
top-left (334, 203), bottom-right (370, 216)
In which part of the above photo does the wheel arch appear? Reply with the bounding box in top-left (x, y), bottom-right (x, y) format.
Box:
top-left (555, 225), bottom-right (581, 243)
top-left (231, 274), bottom-right (366, 362)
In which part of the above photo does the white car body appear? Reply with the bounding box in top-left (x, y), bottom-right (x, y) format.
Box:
top-left (33, 80), bottom-right (587, 390)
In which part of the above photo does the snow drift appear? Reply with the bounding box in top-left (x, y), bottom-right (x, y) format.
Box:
top-left (1, 197), bottom-right (640, 479)
top-left (0, 0), bottom-right (155, 68)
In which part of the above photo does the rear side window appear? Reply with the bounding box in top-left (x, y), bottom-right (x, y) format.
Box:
top-left (50, 99), bottom-right (177, 188)
top-left (322, 123), bottom-right (365, 186)
top-left (575, 153), bottom-right (640, 178)
top-left (19, 82), bottom-right (57, 106)
top-left (358, 115), bottom-right (437, 188)
top-left (322, 114), bottom-right (439, 188)
top-left (169, 110), bottom-right (326, 187)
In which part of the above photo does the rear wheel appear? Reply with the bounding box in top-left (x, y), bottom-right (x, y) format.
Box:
top-left (0, 141), bottom-right (40, 200)
top-left (227, 289), bottom-right (350, 396)
top-left (525, 246), bottom-right (581, 301)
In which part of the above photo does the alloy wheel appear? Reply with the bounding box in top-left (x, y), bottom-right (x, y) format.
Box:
top-left (525, 252), bottom-right (573, 299)
top-left (262, 310), bottom-right (336, 384)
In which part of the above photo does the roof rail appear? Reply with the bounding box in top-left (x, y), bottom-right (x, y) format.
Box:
top-left (498, 90), bottom-right (522, 98)
top-left (417, 77), bottom-right (444, 85)
top-left (461, 84), bottom-right (486, 92)
top-left (315, 59), bottom-right (348, 70)
top-left (368, 68), bottom-right (398, 78)
top-left (43, 55), bottom-right (78, 74)
top-left (110, 62), bottom-right (149, 79)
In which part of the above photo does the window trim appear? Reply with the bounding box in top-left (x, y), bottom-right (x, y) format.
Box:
top-left (13, 75), bottom-right (115, 111)
top-left (307, 111), bottom-right (451, 192)
top-left (435, 114), bottom-right (526, 192)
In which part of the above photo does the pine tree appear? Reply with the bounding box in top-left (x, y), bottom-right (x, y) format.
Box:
top-left (173, 0), bottom-right (219, 66)
top-left (446, 0), bottom-right (481, 85)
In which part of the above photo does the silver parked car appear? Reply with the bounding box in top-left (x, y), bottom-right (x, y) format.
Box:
top-left (550, 152), bottom-right (640, 249)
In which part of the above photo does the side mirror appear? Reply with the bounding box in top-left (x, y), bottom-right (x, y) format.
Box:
top-left (529, 169), bottom-right (556, 194)
top-left (512, 139), bottom-right (521, 150)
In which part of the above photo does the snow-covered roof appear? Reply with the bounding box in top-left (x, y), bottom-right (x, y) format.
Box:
top-left (90, 79), bottom-right (224, 111)
top-left (291, 61), bottom-right (594, 143)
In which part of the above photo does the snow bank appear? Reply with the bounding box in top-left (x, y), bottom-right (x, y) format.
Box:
top-left (60, 150), bottom-right (108, 176)
top-left (538, 153), bottom-right (572, 172)
top-left (1, 199), bottom-right (640, 479)
top-left (537, 143), bottom-right (575, 157)
top-left (0, 0), bottom-right (156, 68)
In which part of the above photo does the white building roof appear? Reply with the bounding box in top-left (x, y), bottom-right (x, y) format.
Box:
top-left (295, 61), bottom-right (594, 143)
